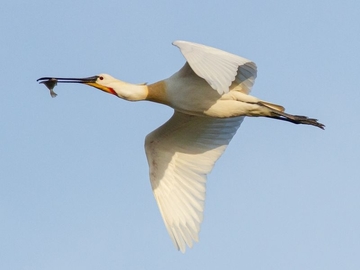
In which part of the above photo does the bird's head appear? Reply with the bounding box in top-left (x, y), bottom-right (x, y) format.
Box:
top-left (82, 74), bottom-right (120, 96)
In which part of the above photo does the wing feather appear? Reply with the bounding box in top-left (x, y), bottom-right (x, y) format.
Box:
top-left (145, 112), bottom-right (243, 252)
top-left (173, 40), bottom-right (257, 94)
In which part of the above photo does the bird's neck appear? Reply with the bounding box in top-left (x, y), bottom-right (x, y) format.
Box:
top-left (113, 80), bottom-right (168, 105)
top-left (112, 81), bottom-right (148, 101)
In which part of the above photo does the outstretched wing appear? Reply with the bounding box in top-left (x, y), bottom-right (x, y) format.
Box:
top-left (145, 111), bottom-right (243, 252)
top-left (173, 40), bottom-right (257, 95)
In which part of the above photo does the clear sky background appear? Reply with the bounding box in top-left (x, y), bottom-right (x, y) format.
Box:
top-left (1, 1), bottom-right (359, 269)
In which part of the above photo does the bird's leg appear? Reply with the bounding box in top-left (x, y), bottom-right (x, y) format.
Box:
top-left (258, 101), bottom-right (325, 130)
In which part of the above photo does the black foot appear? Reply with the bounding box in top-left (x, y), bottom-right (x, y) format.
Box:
top-left (259, 102), bottom-right (325, 130)
top-left (268, 114), bottom-right (325, 129)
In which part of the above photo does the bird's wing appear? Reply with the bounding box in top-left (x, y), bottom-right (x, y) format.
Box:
top-left (145, 111), bottom-right (243, 252)
top-left (173, 40), bottom-right (257, 95)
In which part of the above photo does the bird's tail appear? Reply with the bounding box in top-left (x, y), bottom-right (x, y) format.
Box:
top-left (259, 101), bottom-right (325, 130)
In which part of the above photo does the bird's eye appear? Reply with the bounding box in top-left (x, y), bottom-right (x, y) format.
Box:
top-left (99, 76), bottom-right (104, 80)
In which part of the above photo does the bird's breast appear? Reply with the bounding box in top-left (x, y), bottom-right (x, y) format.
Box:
top-left (146, 80), bottom-right (169, 105)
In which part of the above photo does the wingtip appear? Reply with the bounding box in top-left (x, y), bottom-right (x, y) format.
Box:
top-left (172, 40), bottom-right (184, 48)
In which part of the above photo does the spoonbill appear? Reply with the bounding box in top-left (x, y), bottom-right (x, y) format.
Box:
top-left (37, 40), bottom-right (324, 252)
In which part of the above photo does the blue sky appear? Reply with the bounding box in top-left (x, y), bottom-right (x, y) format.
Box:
top-left (1, 0), bottom-right (359, 269)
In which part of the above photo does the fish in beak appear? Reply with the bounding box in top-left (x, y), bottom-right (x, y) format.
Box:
top-left (37, 76), bottom-right (99, 97)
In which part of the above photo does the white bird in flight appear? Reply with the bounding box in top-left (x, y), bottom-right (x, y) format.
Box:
top-left (38, 40), bottom-right (324, 252)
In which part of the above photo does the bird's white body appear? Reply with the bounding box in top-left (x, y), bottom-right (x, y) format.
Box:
top-left (164, 63), bottom-right (258, 117)
top-left (38, 40), bottom-right (324, 253)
